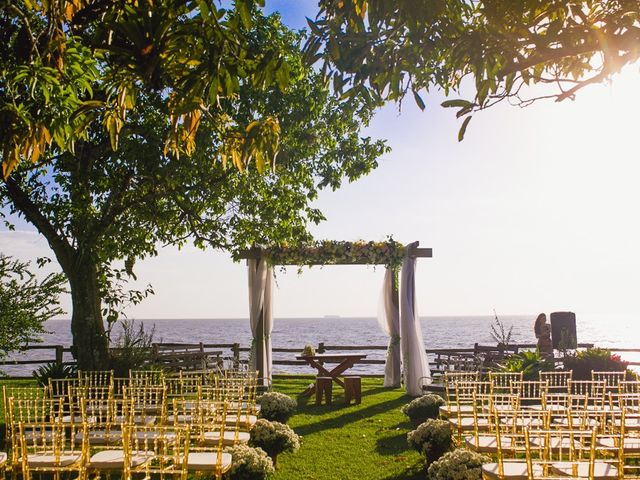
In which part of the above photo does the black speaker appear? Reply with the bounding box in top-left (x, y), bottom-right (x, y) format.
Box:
top-left (550, 311), bottom-right (577, 349)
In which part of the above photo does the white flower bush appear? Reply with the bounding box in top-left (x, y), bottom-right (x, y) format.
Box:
top-left (401, 394), bottom-right (445, 424)
top-left (250, 418), bottom-right (300, 462)
top-left (224, 444), bottom-right (274, 480)
top-left (407, 419), bottom-right (453, 465)
top-left (427, 448), bottom-right (490, 480)
top-left (258, 391), bottom-right (297, 423)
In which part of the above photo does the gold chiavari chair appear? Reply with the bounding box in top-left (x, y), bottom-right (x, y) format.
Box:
top-left (619, 381), bottom-right (640, 394)
top-left (129, 369), bottom-right (165, 386)
top-left (464, 395), bottom-right (519, 453)
top-left (450, 381), bottom-right (492, 438)
top-left (86, 423), bottom-right (154, 480)
top-left (524, 427), bottom-right (619, 479)
top-left (489, 372), bottom-right (523, 394)
top-left (78, 370), bottom-right (114, 389)
top-left (18, 420), bottom-right (88, 480)
top-left (112, 377), bottom-right (131, 399)
top-left (598, 399), bottom-right (640, 477)
top-left (2, 386), bottom-right (47, 442)
top-left (47, 378), bottom-right (79, 402)
top-left (438, 371), bottom-right (480, 418)
top-left (481, 410), bottom-right (535, 479)
top-left (569, 380), bottom-right (607, 412)
top-left (198, 400), bottom-right (246, 446)
top-left (164, 398), bottom-right (199, 427)
top-left (123, 385), bottom-right (165, 425)
top-left (509, 381), bottom-right (548, 409)
top-left (76, 396), bottom-right (124, 447)
top-left (540, 370), bottom-right (572, 394)
top-left (593, 371), bottom-right (627, 394)
top-left (164, 376), bottom-right (201, 400)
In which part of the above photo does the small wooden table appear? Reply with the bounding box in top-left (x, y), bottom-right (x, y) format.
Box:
top-left (296, 353), bottom-right (367, 397)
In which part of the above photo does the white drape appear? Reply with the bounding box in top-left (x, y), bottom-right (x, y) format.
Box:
top-left (400, 243), bottom-right (431, 396)
top-left (248, 258), bottom-right (273, 384)
top-left (377, 267), bottom-right (401, 387)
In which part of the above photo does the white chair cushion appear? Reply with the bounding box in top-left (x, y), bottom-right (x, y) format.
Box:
top-left (25, 452), bottom-right (82, 468)
top-left (202, 430), bottom-right (250, 445)
top-left (183, 452), bottom-right (232, 471)
top-left (75, 430), bottom-right (123, 446)
top-left (598, 436), bottom-right (640, 453)
top-left (114, 415), bottom-right (156, 426)
top-left (89, 449), bottom-right (154, 469)
top-left (482, 462), bottom-right (543, 479)
top-left (464, 435), bottom-right (514, 453)
top-left (551, 461), bottom-right (619, 479)
top-left (0, 452), bottom-right (7, 465)
top-left (225, 414), bottom-right (257, 426)
top-left (166, 414), bottom-right (192, 424)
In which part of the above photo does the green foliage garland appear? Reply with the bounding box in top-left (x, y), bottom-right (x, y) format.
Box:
top-left (265, 238), bottom-right (405, 268)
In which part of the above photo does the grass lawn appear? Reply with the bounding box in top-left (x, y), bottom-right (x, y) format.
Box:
top-left (271, 376), bottom-right (424, 480)
top-left (0, 376), bottom-right (426, 479)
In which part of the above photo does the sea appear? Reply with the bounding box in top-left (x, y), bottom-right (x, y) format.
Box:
top-left (4, 314), bottom-right (640, 376)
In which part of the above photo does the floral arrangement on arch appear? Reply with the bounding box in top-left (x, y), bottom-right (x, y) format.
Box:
top-left (265, 238), bottom-right (406, 269)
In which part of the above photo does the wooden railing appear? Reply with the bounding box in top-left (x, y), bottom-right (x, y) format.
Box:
top-left (3, 341), bottom-right (640, 378)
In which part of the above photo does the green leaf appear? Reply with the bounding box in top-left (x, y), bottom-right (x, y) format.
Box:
top-left (441, 99), bottom-right (473, 108)
top-left (412, 90), bottom-right (426, 110)
top-left (458, 116), bottom-right (472, 142)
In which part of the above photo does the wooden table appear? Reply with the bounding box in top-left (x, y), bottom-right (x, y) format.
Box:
top-left (296, 353), bottom-right (367, 397)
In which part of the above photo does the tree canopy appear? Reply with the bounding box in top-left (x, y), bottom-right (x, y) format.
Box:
top-left (307, 0), bottom-right (640, 138)
top-left (0, 0), bottom-right (292, 178)
top-left (0, 2), bottom-right (386, 368)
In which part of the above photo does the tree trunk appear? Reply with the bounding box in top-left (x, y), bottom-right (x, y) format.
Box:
top-left (67, 256), bottom-right (109, 370)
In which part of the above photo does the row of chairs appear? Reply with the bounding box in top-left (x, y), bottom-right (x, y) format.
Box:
top-left (2, 367), bottom-right (260, 480)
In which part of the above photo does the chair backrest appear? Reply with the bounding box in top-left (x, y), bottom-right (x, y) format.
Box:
top-left (524, 428), bottom-right (597, 479)
top-left (619, 380), bottom-right (640, 394)
top-left (124, 424), bottom-right (189, 479)
top-left (48, 377), bottom-right (79, 399)
top-left (540, 370), bottom-right (572, 391)
top-left (78, 370), bottom-right (113, 388)
top-left (442, 371), bottom-right (480, 401)
top-left (130, 369), bottom-right (165, 385)
top-left (18, 420), bottom-right (88, 469)
top-left (510, 381), bottom-right (548, 404)
top-left (165, 376), bottom-right (201, 398)
top-left (592, 371), bottom-right (626, 392)
top-left (489, 372), bottom-right (523, 392)
top-left (2, 386), bottom-right (47, 432)
top-left (569, 380), bottom-right (606, 409)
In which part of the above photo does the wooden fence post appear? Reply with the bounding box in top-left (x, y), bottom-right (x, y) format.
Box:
top-left (55, 346), bottom-right (63, 367)
top-left (317, 342), bottom-right (325, 354)
top-left (232, 343), bottom-right (240, 368)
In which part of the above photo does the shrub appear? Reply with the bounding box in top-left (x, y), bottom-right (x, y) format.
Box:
top-left (33, 362), bottom-right (77, 387)
top-left (401, 394), bottom-right (444, 426)
top-left (224, 444), bottom-right (274, 480)
top-left (108, 319), bottom-right (155, 376)
top-left (563, 348), bottom-right (630, 380)
top-left (427, 448), bottom-right (490, 480)
top-left (250, 419), bottom-right (300, 464)
top-left (301, 344), bottom-right (315, 356)
top-left (258, 391), bottom-right (297, 423)
top-left (407, 418), bottom-right (453, 465)
top-left (495, 350), bottom-right (554, 380)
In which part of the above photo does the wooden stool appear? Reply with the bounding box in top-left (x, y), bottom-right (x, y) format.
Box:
top-left (315, 377), bottom-right (333, 405)
top-left (344, 376), bottom-right (362, 405)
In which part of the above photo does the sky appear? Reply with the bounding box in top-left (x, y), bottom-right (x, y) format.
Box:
top-left (2, 2), bottom-right (640, 320)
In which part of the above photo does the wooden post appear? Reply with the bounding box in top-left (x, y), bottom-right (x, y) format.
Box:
top-left (55, 346), bottom-right (63, 367)
top-left (317, 342), bottom-right (325, 354)
top-left (232, 343), bottom-right (240, 368)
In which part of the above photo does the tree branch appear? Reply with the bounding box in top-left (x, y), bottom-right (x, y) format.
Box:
top-left (3, 178), bottom-right (74, 271)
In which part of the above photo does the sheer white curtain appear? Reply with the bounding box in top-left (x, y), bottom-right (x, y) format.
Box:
top-left (377, 267), bottom-right (401, 387)
top-left (400, 242), bottom-right (431, 396)
top-left (248, 258), bottom-right (274, 384)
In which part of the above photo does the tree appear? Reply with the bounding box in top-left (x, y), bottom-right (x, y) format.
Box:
top-left (0, 254), bottom-right (66, 360)
top-left (306, 0), bottom-right (640, 138)
top-left (1, 5), bottom-right (386, 369)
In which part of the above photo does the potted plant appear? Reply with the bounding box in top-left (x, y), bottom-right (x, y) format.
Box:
top-left (401, 394), bottom-right (445, 427)
top-left (427, 448), bottom-right (490, 480)
top-left (407, 418), bottom-right (453, 466)
top-left (258, 391), bottom-right (297, 423)
top-left (249, 419), bottom-right (300, 465)
top-left (563, 348), bottom-right (631, 380)
top-left (225, 444), bottom-right (275, 480)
